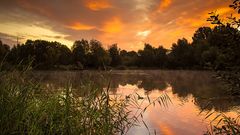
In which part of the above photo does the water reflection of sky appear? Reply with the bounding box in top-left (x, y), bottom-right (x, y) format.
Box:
top-left (116, 84), bottom-right (207, 135)
top-left (116, 84), bottom-right (239, 135)
top-left (31, 70), bottom-right (240, 135)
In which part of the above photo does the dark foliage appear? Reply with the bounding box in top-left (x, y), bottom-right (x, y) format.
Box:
top-left (0, 40), bottom-right (10, 61)
top-left (108, 44), bottom-right (122, 67)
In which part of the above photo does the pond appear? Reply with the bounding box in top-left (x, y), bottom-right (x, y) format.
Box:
top-left (31, 70), bottom-right (240, 135)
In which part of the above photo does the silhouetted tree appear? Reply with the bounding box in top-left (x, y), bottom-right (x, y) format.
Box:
top-left (192, 27), bottom-right (212, 67)
top-left (30, 40), bottom-right (63, 69)
top-left (155, 46), bottom-right (168, 68)
top-left (108, 44), bottom-right (121, 67)
top-left (120, 50), bottom-right (138, 67)
top-left (205, 0), bottom-right (240, 70)
top-left (72, 39), bottom-right (90, 68)
top-left (8, 40), bottom-right (73, 69)
top-left (206, 25), bottom-right (240, 70)
top-left (138, 44), bottom-right (157, 67)
top-left (88, 39), bottom-right (111, 69)
top-left (56, 43), bottom-right (73, 65)
top-left (0, 40), bottom-right (10, 62)
top-left (205, 0), bottom-right (240, 95)
top-left (168, 38), bottom-right (195, 69)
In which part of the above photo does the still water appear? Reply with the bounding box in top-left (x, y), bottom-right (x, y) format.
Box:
top-left (31, 70), bottom-right (240, 135)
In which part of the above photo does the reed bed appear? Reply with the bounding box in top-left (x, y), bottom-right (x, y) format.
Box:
top-left (0, 69), bottom-right (170, 135)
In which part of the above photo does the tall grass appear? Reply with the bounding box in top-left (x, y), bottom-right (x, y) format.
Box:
top-left (0, 68), bottom-right (170, 135)
top-left (204, 113), bottom-right (240, 135)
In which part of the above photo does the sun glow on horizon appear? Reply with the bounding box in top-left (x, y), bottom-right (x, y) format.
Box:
top-left (0, 22), bottom-right (73, 47)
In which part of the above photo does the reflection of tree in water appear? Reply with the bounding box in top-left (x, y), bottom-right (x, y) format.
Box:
top-left (158, 70), bottom-right (240, 112)
top-left (138, 76), bottom-right (167, 91)
top-left (31, 70), bottom-right (240, 112)
top-left (109, 73), bottom-right (168, 92)
top-left (30, 71), bottom-right (110, 96)
top-left (194, 97), bottom-right (240, 112)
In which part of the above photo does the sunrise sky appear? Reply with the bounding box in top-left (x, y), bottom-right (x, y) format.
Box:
top-left (0, 0), bottom-right (234, 50)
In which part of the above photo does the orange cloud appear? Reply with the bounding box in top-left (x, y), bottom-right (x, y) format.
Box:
top-left (177, 18), bottom-right (207, 28)
top-left (85, 0), bottom-right (112, 11)
top-left (68, 22), bottom-right (95, 30)
top-left (102, 17), bottom-right (123, 33)
top-left (169, 29), bottom-right (183, 37)
top-left (216, 7), bottom-right (233, 15)
top-left (177, 6), bottom-right (233, 28)
top-left (158, 0), bottom-right (172, 11)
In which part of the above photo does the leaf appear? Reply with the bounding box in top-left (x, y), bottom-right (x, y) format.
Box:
top-left (147, 95), bottom-right (151, 103)
top-left (166, 94), bottom-right (172, 104)
top-left (142, 120), bottom-right (149, 131)
top-left (205, 111), bottom-right (215, 119)
top-left (211, 114), bottom-right (222, 123)
top-left (160, 97), bottom-right (166, 108)
top-left (216, 118), bottom-right (223, 126)
top-left (143, 107), bottom-right (147, 113)
top-left (158, 100), bottom-right (162, 107)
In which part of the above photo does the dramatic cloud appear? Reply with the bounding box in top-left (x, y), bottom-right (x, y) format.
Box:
top-left (0, 0), bottom-right (233, 50)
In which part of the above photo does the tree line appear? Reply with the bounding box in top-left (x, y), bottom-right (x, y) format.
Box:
top-left (0, 25), bottom-right (239, 70)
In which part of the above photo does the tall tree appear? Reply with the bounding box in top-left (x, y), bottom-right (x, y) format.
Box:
top-left (56, 42), bottom-right (73, 65)
top-left (72, 39), bottom-right (90, 67)
top-left (138, 44), bottom-right (156, 67)
top-left (155, 46), bottom-right (168, 68)
top-left (88, 40), bottom-right (111, 69)
top-left (108, 44), bottom-right (121, 67)
top-left (192, 27), bottom-right (212, 67)
top-left (168, 38), bottom-right (195, 69)
top-left (120, 50), bottom-right (139, 67)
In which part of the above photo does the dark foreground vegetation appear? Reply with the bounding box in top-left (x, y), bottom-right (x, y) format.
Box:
top-left (0, 68), bottom-right (172, 135)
